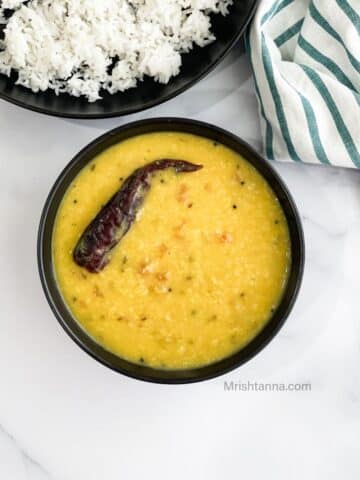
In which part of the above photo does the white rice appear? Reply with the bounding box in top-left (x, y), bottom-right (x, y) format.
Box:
top-left (0, 0), bottom-right (233, 102)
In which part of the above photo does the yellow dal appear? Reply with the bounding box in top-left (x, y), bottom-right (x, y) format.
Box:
top-left (53, 132), bottom-right (291, 369)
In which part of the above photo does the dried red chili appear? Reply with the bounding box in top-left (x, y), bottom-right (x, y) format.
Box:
top-left (73, 159), bottom-right (202, 272)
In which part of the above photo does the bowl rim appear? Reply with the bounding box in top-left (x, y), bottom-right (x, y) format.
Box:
top-left (0, 1), bottom-right (259, 119)
top-left (37, 117), bottom-right (305, 383)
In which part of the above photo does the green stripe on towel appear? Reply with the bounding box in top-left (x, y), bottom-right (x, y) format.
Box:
top-left (301, 65), bottom-right (360, 167)
top-left (298, 35), bottom-right (357, 92)
top-left (261, 35), bottom-right (302, 162)
top-left (309, 2), bottom-right (360, 75)
top-left (335, 0), bottom-right (360, 35)
top-left (275, 19), bottom-right (304, 46)
top-left (299, 95), bottom-right (331, 165)
top-left (280, 73), bottom-right (331, 165)
top-left (254, 77), bottom-right (275, 160)
top-left (261, 0), bottom-right (295, 26)
top-left (246, 28), bottom-right (274, 160)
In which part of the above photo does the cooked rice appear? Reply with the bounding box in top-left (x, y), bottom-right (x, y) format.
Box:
top-left (0, 0), bottom-right (233, 102)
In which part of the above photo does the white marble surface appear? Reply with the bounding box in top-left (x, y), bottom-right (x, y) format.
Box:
top-left (1, 43), bottom-right (360, 480)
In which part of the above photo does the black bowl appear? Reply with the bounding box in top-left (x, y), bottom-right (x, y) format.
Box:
top-left (38, 118), bottom-right (305, 383)
top-left (0, 1), bottom-right (258, 119)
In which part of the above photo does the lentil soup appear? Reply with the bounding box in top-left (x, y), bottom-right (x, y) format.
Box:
top-left (53, 132), bottom-right (291, 369)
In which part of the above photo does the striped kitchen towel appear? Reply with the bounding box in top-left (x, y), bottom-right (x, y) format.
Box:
top-left (247, 0), bottom-right (360, 167)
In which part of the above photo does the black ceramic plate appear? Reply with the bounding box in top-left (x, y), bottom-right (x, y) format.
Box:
top-left (0, 0), bottom-right (258, 118)
top-left (38, 118), bottom-right (305, 383)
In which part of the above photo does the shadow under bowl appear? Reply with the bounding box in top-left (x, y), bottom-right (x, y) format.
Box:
top-left (38, 118), bottom-right (305, 383)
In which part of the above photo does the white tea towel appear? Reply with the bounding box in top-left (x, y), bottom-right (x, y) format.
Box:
top-left (248, 0), bottom-right (360, 167)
